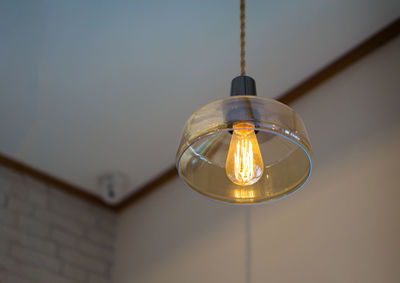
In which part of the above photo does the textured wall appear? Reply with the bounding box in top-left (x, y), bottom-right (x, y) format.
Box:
top-left (0, 165), bottom-right (117, 283)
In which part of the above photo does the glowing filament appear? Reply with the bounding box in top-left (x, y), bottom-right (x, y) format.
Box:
top-left (226, 123), bottom-right (263, 186)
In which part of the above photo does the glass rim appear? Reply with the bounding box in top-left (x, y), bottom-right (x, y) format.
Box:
top-left (176, 126), bottom-right (313, 205)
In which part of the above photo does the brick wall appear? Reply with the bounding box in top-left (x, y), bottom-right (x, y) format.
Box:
top-left (0, 164), bottom-right (117, 283)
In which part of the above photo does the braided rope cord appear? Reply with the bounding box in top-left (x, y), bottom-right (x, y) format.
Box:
top-left (240, 0), bottom-right (246, 76)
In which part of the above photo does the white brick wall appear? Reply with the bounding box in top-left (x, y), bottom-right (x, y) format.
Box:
top-left (0, 165), bottom-right (117, 283)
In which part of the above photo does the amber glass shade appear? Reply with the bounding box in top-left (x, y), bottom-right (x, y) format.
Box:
top-left (176, 96), bottom-right (312, 204)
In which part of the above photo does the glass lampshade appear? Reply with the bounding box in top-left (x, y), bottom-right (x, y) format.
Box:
top-left (176, 96), bottom-right (312, 204)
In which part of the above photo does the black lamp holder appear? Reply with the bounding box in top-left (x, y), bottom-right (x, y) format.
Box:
top-left (230, 75), bottom-right (257, 96)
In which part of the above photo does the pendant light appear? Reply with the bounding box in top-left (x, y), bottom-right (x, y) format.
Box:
top-left (176, 0), bottom-right (312, 204)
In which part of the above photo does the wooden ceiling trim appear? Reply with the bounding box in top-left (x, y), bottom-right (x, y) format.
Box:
top-left (0, 153), bottom-right (111, 210)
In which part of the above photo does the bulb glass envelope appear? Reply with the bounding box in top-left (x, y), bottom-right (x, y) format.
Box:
top-left (176, 96), bottom-right (312, 204)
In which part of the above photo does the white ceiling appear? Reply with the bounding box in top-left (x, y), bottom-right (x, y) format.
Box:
top-left (1, 0), bottom-right (399, 203)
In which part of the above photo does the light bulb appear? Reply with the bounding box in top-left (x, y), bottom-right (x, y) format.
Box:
top-left (225, 122), bottom-right (263, 186)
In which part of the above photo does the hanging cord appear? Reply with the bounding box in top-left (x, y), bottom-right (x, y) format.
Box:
top-left (240, 0), bottom-right (246, 76)
top-left (245, 206), bottom-right (252, 283)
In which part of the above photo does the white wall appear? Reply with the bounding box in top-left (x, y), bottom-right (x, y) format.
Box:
top-left (0, 165), bottom-right (117, 283)
top-left (114, 36), bottom-right (400, 283)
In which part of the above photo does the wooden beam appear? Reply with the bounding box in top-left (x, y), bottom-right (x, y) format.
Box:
top-left (115, 16), bottom-right (400, 212)
top-left (278, 17), bottom-right (400, 105)
top-left (115, 166), bottom-right (178, 211)
top-left (0, 153), bottom-right (112, 210)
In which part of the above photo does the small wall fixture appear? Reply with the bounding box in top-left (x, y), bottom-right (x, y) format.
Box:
top-left (176, 0), bottom-right (312, 204)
